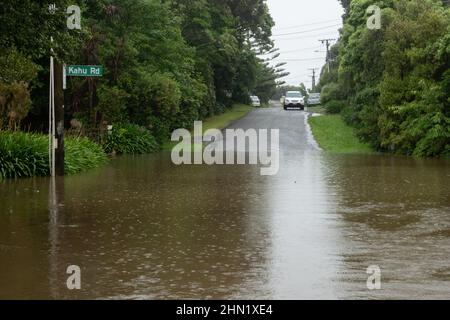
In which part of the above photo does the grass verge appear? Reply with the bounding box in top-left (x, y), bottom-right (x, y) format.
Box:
top-left (306, 105), bottom-right (326, 114)
top-left (308, 115), bottom-right (374, 154)
top-left (163, 104), bottom-right (253, 149)
top-left (201, 104), bottom-right (253, 132)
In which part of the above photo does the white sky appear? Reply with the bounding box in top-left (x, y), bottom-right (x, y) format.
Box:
top-left (266, 0), bottom-right (344, 88)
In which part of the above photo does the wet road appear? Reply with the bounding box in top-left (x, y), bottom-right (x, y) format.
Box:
top-left (1, 104), bottom-right (450, 299)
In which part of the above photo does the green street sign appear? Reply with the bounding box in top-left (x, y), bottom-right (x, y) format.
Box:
top-left (66, 65), bottom-right (103, 77)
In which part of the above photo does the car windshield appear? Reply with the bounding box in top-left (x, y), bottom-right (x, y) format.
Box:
top-left (286, 92), bottom-right (302, 98)
top-left (310, 93), bottom-right (320, 98)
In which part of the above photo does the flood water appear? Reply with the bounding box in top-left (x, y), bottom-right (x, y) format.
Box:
top-left (0, 109), bottom-right (449, 300)
top-left (1, 152), bottom-right (449, 300)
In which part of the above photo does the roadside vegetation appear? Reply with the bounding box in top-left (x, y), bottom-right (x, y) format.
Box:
top-left (0, 131), bottom-right (107, 180)
top-left (163, 103), bottom-right (253, 149)
top-left (103, 124), bottom-right (159, 155)
top-left (200, 104), bottom-right (254, 133)
top-left (306, 105), bottom-right (326, 114)
top-left (318, 0), bottom-right (450, 157)
top-left (309, 115), bottom-right (374, 154)
top-left (0, 0), bottom-right (280, 179)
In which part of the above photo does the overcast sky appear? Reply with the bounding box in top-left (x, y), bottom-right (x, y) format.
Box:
top-left (266, 0), bottom-right (344, 88)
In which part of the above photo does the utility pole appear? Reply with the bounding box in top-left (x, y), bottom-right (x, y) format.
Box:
top-left (308, 68), bottom-right (318, 92)
top-left (319, 39), bottom-right (335, 73)
top-left (54, 61), bottom-right (65, 176)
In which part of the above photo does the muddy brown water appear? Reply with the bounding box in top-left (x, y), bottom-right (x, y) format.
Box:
top-left (0, 108), bottom-right (449, 299)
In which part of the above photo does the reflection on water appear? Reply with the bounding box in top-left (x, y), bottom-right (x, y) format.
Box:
top-left (0, 152), bottom-right (449, 299)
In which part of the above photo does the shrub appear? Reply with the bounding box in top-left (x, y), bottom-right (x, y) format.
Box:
top-left (65, 137), bottom-right (108, 174)
top-left (320, 83), bottom-right (343, 105)
top-left (0, 48), bottom-right (38, 130)
top-left (0, 81), bottom-right (32, 130)
top-left (0, 131), bottom-right (48, 179)
top-left (103, 123), bottom-right (159, 155)
top-left (0, 131), bottom-right (108, 180)
top-left (325, 100), bottom-right (346, 114)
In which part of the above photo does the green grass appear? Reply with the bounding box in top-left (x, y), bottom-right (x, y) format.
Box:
top-left (163, 104), bottom-right (253, 149)
top-left (308, 115), bottom-right (374, 154)
top-left (201, 104), bottom-right (253, 132)
top-left (306, 105), bottom-right (326, 114)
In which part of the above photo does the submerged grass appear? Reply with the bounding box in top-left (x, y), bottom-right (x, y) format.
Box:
top-left (308, 115), bottom-right (374, 154)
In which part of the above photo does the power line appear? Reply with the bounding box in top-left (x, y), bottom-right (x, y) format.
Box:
top-left (272, 24), bottom-right (341, 37)
top-left (281, 57), bottom-right (325, 62)
top-left (274, 32), bottom-right (339, 41)
top-left (258, 46), bottom-right (322, 56)
top-left (279, 46), bottom-right (323, 54)
top-left (273, 19), bottom-right (341, 32)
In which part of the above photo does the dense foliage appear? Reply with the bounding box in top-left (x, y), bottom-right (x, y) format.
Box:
top-left (0, 0), bottom-right (277, 144)
top-left (0, 131), bottom-right (107, 180)
top-left (103, 123), bottom-right (159, 154)
top-left (320, 0), bottom-right (450, 157)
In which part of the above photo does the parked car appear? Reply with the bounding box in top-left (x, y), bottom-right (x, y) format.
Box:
top-left (283, 91), bottom-right (305, 110)
top-left (307, 93), bottom-right (321, 106)
top-left (250, 95), bottom-right (261, 107)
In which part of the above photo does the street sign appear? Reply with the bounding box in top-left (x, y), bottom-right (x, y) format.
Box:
top-left (66, 65), bottom-right (103, 77)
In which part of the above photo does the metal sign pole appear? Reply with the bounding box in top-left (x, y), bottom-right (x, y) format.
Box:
top-left (54, 61), bottom-right (65, 176)
top-left (49, 49), bottom-right (56, 177)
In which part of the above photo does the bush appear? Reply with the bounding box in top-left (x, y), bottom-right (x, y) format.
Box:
top-left (0, 131), bottom-right (108, 180)
top-left (65, 137), bottom-right (108, 174)
top-left (103, 123), bottom-right (159, 155)
top-left (0, 47), bottom-right (38, 130)
top-left (0, 131), bottom-right (48, 179)
top-left (325, 100), bottom-right (346, 114)
top-left (320, 83), bottom-right (343, 105)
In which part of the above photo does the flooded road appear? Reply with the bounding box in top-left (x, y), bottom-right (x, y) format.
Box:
top-left (1, 106), bottom-right (449, 299)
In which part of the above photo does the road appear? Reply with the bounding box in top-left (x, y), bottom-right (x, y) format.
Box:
top-left (1, 102), bottom-right (450, 299)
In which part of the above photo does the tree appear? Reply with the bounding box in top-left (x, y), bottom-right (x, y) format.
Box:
top-left (319, 0), bottom-right (449, 157)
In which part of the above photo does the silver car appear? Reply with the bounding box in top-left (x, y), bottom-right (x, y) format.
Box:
top-left (307, 93), bottom-right (321, 106)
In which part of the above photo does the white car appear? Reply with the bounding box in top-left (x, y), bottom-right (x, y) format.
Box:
top-left (250, 96), bottom-right (261, 107)
top-left (283, 91), bottom-right (305, 110)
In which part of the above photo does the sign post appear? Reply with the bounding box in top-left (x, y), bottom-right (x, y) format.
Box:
top-left (48, 3), bottom-right (84, 177)
top-left (48, 4), bottom-right (104, 177)
top-left (49, 52), bottom-right (55, 177)
top-left (54, 61), bottom-right (65, 176)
